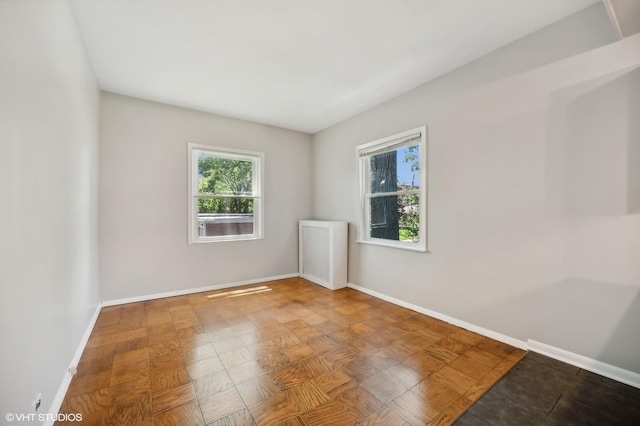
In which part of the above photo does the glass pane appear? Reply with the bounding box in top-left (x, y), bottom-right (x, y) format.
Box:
top-left (370, 145), bottom-right (420, 193)
top-left (197, 198), bottom-right (254, 237)
top-left (197, 154), bottom-right (253, 196)
top-left (398, 194), bottom-right (420, 242)
top-left (369, 194), bottom-right (419, 243)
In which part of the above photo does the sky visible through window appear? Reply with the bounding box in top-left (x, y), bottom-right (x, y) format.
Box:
top-left (397, 146), bottom-right (420, 187)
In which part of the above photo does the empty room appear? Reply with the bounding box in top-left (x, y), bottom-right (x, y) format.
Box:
top-left (1, 0), bottom-right (640, 425)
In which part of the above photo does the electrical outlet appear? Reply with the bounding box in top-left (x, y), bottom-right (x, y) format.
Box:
top-left (32, 393), bottom-right (42, 413)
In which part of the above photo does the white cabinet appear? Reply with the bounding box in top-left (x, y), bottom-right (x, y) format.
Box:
top-left (299, 220), bottom-right (348, 290)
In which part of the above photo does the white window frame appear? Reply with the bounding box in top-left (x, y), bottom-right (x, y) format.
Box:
top-left (188, 143), bottom-right (264, 244)
top-left (357, 126), bottom-right (428, 252)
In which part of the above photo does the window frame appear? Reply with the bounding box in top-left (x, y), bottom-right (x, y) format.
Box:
top-left (187, 143), bottom-right (264, 244)
top-left (356, 126), bottom-right (428, 252)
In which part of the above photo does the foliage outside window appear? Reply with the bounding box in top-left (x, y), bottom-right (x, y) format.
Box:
top-left (188, 144), bottom-right (264, 243)
top-left (357, 126), bottom-right (427, 252)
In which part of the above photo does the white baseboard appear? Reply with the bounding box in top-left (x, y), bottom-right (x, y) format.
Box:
top-left (347, 282), bottom-right (528, 350)
top-left (47, 273), bottom-right (299, 422)
top-left (528, 340), bottom-right (640, 389)
top-left (102, 273), bottom-right (299, 306)
top-left (346, 282), bottom-right (640, 389)
top-left (48, 275), bottom-right (639, 424)
top-left (45, 303), bottom-right (102, 426)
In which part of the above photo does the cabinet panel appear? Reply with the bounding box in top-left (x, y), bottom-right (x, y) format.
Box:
top-left (299, 221), bottom-right (347, 290)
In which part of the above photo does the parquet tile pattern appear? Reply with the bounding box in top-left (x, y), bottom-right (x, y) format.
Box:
top-left (57, 278), bottom-right (525, 425)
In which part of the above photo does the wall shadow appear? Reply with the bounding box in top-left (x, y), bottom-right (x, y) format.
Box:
top-left (466, 278), bottom-right (640, 374)
top-left (554, 67), bottom-right (640, 215)
top-left (628, 68), bottom-right (640, 213)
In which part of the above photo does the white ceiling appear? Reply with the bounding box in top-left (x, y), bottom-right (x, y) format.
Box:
top-left (70, 0), bottom-right (600, 133)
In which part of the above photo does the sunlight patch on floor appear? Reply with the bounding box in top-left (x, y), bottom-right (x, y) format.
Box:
top-left (207, 285), bottom-right (272, 299)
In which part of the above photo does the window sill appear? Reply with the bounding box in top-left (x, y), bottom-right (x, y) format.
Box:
top-left (356, 238), bottom-right (428, 253)
top-left (190, 235), bottom-right (263, 244)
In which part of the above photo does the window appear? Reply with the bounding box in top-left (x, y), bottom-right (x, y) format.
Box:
top-left (188, 144), bottom-right (264, 244)
top-left (357, 126), bottom-right (427, 252)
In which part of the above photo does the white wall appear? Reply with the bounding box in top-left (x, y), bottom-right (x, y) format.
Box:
top-left (312, 3), bottom-right (640, 373)
top-left (0, 0), bottom-right (100, 416)
top-left (99, 93), bottom-right (312, 301)
top-left (548, 68), bottom-right (640, 371)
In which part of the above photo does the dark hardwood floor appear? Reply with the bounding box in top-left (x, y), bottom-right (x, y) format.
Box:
top-left (56, 277), bottom-right (526, 425)
top-left (455, 351), bottom-right (640, 425)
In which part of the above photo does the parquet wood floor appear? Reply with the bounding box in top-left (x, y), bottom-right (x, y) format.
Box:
top-left (57, 278), bottom-right (525, 425)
